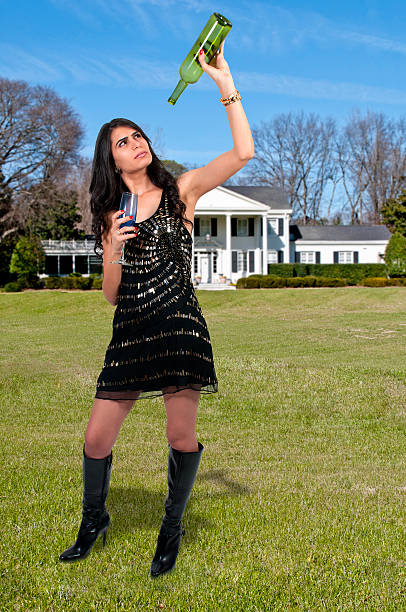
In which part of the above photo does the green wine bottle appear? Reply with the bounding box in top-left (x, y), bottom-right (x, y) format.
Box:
top-left (168, 12), bottom-right (232, 105)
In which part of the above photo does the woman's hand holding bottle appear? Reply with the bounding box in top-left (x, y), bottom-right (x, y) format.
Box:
top-left (197, 40), bottom-right (235, 96)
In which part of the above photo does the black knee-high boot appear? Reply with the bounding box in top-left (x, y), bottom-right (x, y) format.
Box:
top-left (59, 445), bottom-right (113, 563)
top-left (150, 442), bottom-right (204, 578)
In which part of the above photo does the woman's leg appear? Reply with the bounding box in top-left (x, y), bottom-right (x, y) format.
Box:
top-left (84, 397), bottom-right (137, 458)
top-left (150, 386), bottom-right (204, 577)
top-left (59, 396), bottom-right (139, 562)
top-left (164, 386), bottom-right (200, 452)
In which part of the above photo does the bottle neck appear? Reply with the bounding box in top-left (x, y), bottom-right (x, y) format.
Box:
top-left (168, 80), bottom-right (188, 105)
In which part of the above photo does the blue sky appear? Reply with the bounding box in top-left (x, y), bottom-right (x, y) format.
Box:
top-left (1, 0), bottom-right (406, 168)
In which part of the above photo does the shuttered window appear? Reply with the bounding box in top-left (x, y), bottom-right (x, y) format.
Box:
top-left (194, 218), bottom-right (200, 236)
top-left (249, 250), bottom-right (255, 272)
top-left (248, 218), bottom-right (255, 236)
top-left (338, 251), bottom-right (353, 263)
top-left (300, 252), bottom-right (315, 263)
top-left (232, 250), bottom-right (238, 272)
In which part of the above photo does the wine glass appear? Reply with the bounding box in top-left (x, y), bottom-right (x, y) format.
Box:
top-left (110, 192), bottom-right (138, 266)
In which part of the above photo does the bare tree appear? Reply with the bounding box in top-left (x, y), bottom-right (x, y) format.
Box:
top-left (246, 112), bottom-right (338, 223)
top-left (0, 77), bottom-right (83, 242)
top-left (339, 111), bottom-right (406, 223)
top-left (68, 157), bottom-right (93, 234)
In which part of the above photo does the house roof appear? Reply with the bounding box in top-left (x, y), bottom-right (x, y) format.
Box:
top-left (291, 224), bottom-right (391, 241)
top-left (222, 185), bottom-right (291, 210)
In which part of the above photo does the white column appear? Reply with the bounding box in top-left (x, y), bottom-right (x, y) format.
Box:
top-left (262, 215), bottom-right (268, 274)
top-left (283, 214), bottom-right (290, 263)
top-left (191, 223), bottom-right (195, 280)
top-left (255, 248), bottom-right (261, 273)
top-left (225, 213), bottom-right (231, 279)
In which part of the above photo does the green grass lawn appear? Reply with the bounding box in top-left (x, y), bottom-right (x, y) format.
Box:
top-left (1, 287), bottom-right (406, 611)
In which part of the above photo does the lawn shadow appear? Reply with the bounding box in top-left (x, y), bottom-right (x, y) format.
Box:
top-left (108, 468), bottom-right (250, 539)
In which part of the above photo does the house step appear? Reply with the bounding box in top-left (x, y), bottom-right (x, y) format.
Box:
top-left (194, 282), bottom-right (236, 290)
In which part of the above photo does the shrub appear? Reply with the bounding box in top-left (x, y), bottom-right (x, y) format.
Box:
top-left (259, 275), bottom-right (287, 288)
top-left (92, 278), bottom-right (103, 289)
top-left (314, 277), bottom-right (346, 287)
top-left (69, 272), bottom-right (82, 278)
top-left (384, 232), bottom-right (406, 277)
top-left (361, 277), bottom-right (389, 287)
top-left (45, 276), bottom-right (63, 289)
top-left (360, 277), bottom-right (406, 287)
top-left (60, 277), bottom-right (76, 289)
top-left (72, 276), bottom-right (92, 290)
top-left (3, 281), bottom-right (23, 292)
top-left (267, 264), bottom-right (295, 277)
top-left (387, 277), bottom-right (406, 286)
top-left (286, 276), bottom-right (317, 287)
top-left (306, 263), bottom-right (386, 283)
top-left (9, 236), bottom-right (45, 284)
top-left (245, 277), bottom-right (260, 288)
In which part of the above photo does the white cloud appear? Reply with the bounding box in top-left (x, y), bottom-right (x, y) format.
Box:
top-left (236, 70), bottom-right (406, 105)
top-left (2, 41), bottom-right (406, 105)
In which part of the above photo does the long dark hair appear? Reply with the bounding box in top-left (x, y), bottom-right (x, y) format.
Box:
top-left (90, 117), bottom-right (193, 257)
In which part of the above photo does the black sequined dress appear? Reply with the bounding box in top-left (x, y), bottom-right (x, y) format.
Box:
top-left (95, 187), bottom-right (218, 400)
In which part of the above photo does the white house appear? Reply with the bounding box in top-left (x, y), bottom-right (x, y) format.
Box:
top-left (290, 224), bottom-right (390, 265)
top-left (41, 185), bottom-right (391, 283)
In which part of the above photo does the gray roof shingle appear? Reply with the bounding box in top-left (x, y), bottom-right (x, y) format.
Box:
top-left (291, 224), bottom-right (391, 241)
top-left (222, 185), bottom-right (291, 209)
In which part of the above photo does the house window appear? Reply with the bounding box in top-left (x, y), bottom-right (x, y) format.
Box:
top-left (45, 256), bottom-right (58, 275)
top-left (269, 218), bottom-right (278, 234)
top-left (89, 256), bottom-right (102, 275)
top-left (300, 252), bottom-right (315, 264)
top-left (267, 250), bottom-right (278, 263)
top-left (60, 255), bottom-right (73, 275)
top-left (200, 218), bottom-right (210, 236)
top-left (238, 251), bottom-right (247, 272)
top-left (75, 255), bottom-right (88, 274)
top-left (237, 219), bottom-right (248, 236)
top-left (232, 250), bottom-right (247, 272)
top-left (213, 253), bottom-right (217, 273)
top-left (339, 251), bottom-right (353, 263)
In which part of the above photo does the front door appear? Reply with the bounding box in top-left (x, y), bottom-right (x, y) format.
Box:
top-left (200, 253), bottom-right (209, 282)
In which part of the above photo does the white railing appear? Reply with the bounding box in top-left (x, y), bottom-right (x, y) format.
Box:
top-left (41, 239), bottom-right (96, 252)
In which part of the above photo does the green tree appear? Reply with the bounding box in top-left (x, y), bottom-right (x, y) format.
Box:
top-left (384, 232), bottom-right (406, 277)
top-left (161, 160), bottom-right (188, 178)
top-left (26, 181), bottom-right (85, 240)
top-left (381, 190), bottom-right (406, 237)
top-left (9, 236), bottom-right (45, 283)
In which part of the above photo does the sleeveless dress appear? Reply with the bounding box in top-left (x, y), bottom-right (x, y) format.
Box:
top-left (95, 187), bottom-right (218, 401)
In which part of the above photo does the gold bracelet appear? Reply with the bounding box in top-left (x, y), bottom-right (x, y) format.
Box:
top-left (220, 89), bottom-right (242, 106)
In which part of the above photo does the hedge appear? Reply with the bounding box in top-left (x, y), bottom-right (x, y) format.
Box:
top-left (360, 277), bottom-right (406, 287)
top-left (236, 274), bottom-right (406, 289)
top-left (236, 275), bottom-right (347, 289)
top-left (268, 263), bottom-right (386, 283)
top-left (44, 275), bottom-right (102, 290)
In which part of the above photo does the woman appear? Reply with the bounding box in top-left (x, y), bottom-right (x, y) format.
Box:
top-left (59, 41), bottom-right (254, 577)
